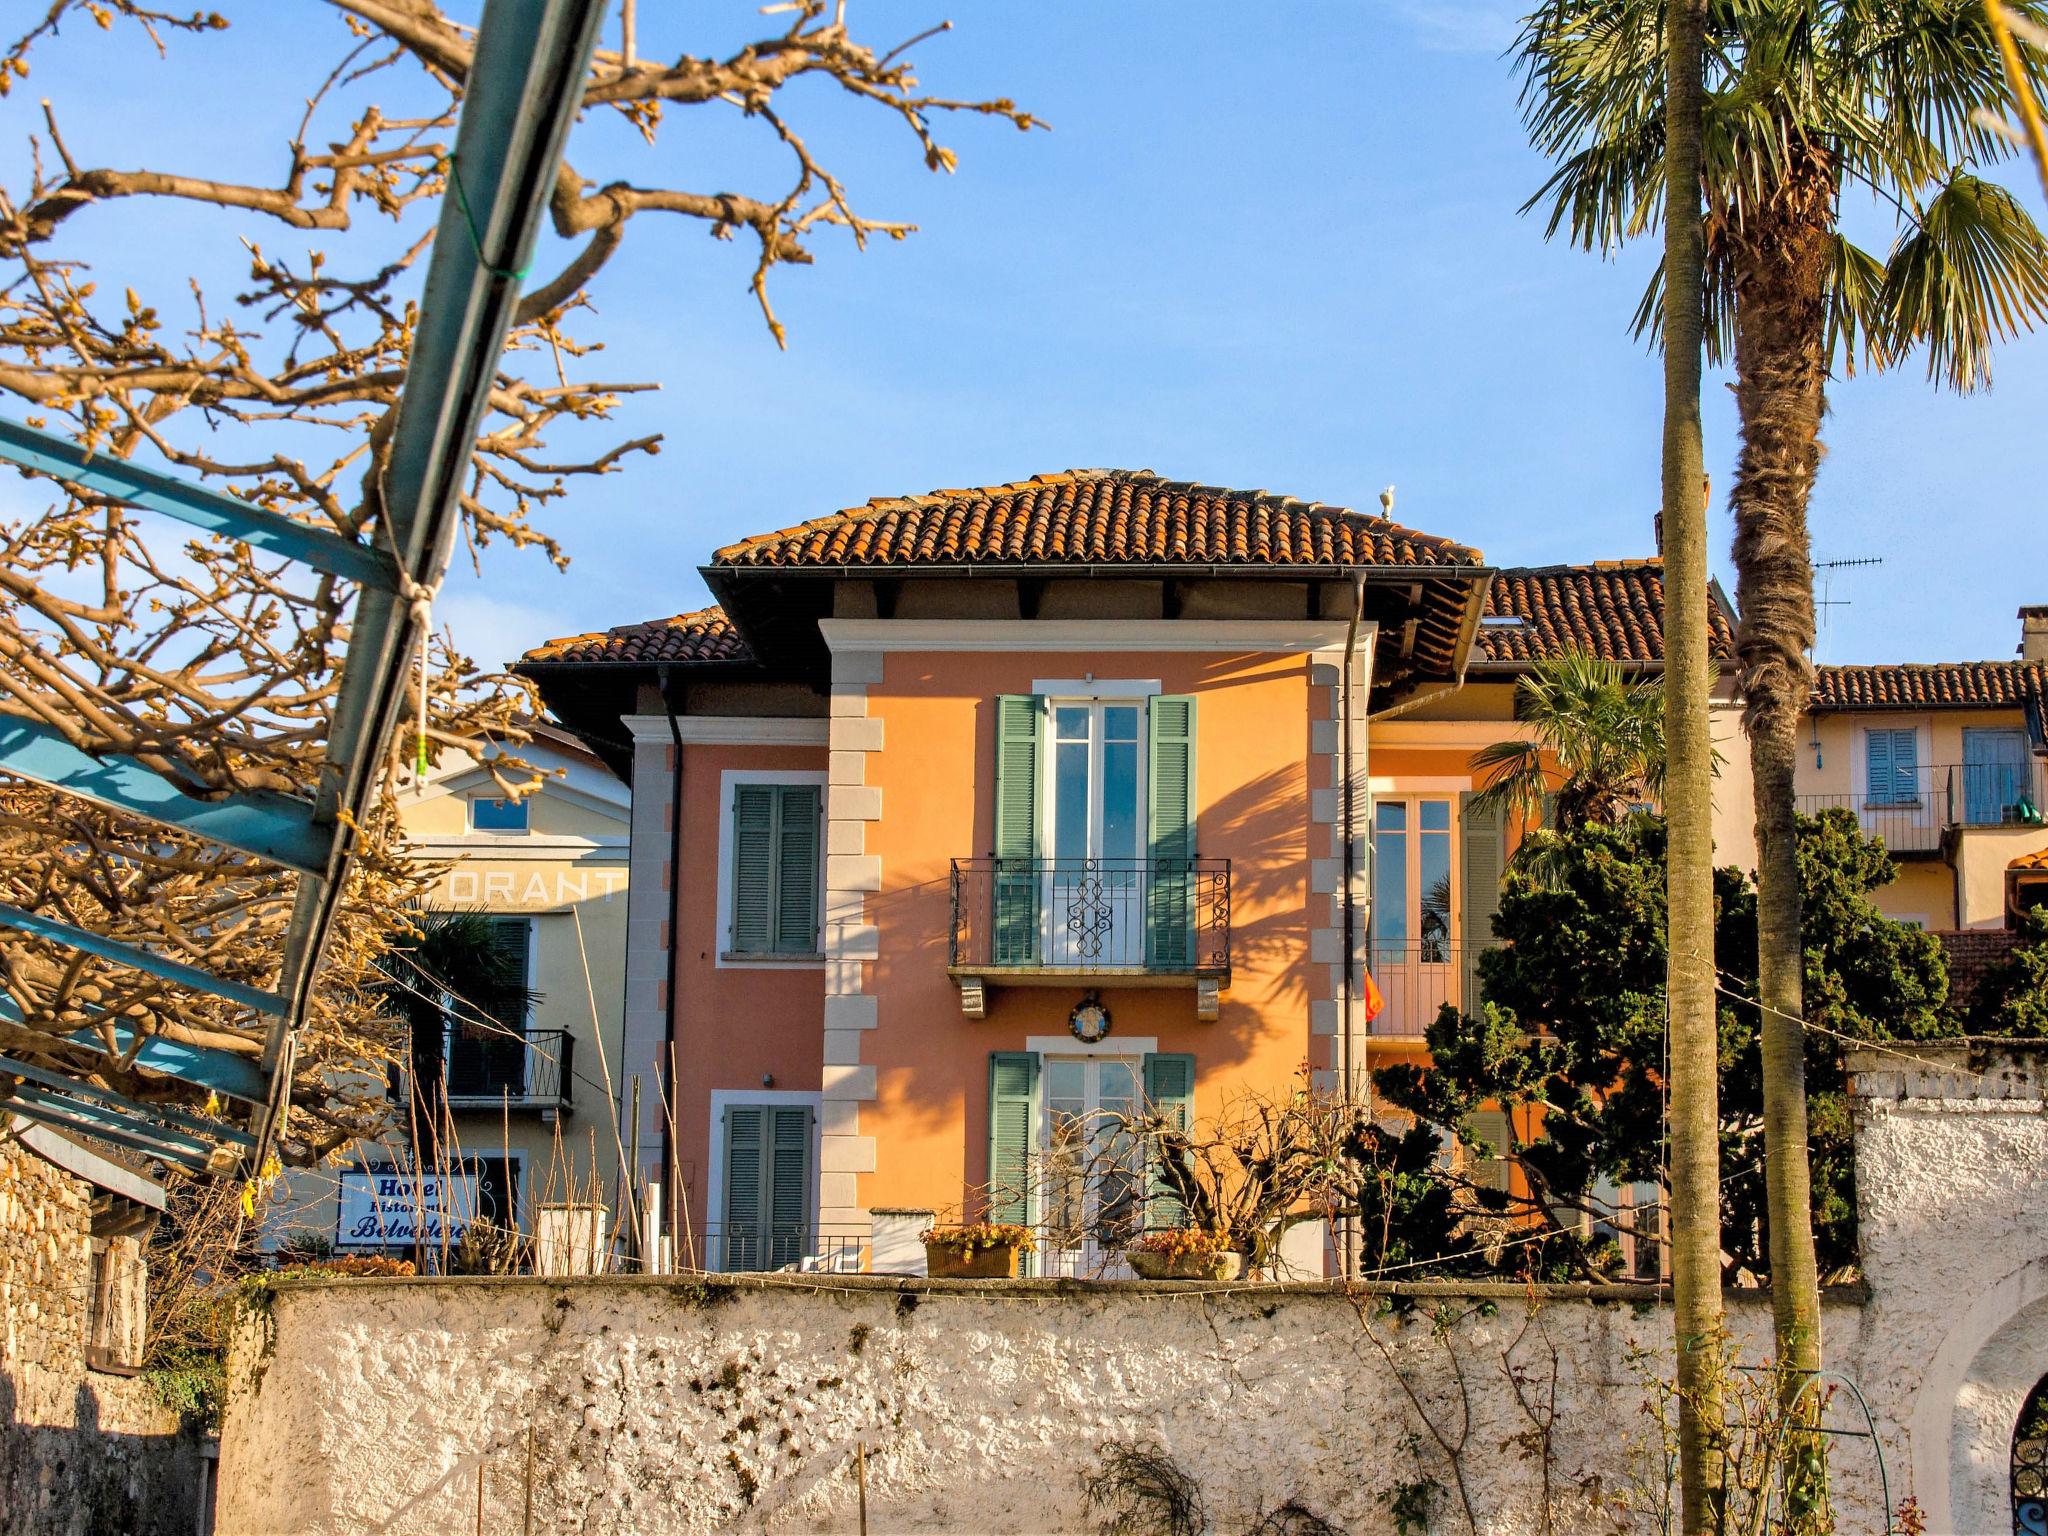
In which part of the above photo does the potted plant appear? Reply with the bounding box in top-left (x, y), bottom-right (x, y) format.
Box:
top-left (1125, 1227), bottom-right (1244, 1282)
top-left (921, 1222), bottom-right (1034, 1279)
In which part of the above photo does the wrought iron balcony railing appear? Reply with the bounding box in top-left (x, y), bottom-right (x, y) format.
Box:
top-left (948, 857), bottom-right (1231, 980)
top-left (1795, 759), bottom-right (2047, 854)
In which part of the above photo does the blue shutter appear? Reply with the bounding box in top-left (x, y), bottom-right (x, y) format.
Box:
top-left (986, 1052), bottom-right (1039, 1224)
top-left (992, 696), bottom-right (1043, 964)
top-left (1143, 1052), bottom-right (1196, 1231)
top-left (1146, 697), bottom-right (1198, 970)
top-left (1866, 727), bottom-right (1919, 806)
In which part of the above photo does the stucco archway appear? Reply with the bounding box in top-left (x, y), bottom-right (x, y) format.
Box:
top-left (1906, 1256), bottom-right (2048, 1533)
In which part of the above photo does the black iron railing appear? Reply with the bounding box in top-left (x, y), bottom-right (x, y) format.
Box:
top-left (437, 1027), bottom-right (575, 1112)
top-left (1795, 759), bottom-right (2047, 853)
top-left (948, 857), bottom-right (1230, 979)
top-left (693, 1222), bottom-right (871, 1274)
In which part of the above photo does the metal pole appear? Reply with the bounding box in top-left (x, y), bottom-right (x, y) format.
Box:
top-left (857, 1441), bottom-right (869, 1536)
top-left (523, 1425), bottom-right (535, 1536)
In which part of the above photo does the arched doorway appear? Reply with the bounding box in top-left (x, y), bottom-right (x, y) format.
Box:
top-left (2015, 1375), bottom-right (2048, 1534)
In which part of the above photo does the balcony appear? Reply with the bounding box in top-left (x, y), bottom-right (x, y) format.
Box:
top-left (948, 857), bottom-right (1231, 1018)
top-left (1795, 760), bottom-right (2047, 856)
top-left (1367, 941), bottom-right (1501, 1038)
top-left (415, 1028), bottom-right (576, 1116)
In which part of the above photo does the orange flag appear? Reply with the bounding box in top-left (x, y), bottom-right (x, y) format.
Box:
top-left (1361, 968), bottom-right (1385, 1023)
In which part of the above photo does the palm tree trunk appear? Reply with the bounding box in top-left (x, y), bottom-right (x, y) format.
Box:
top-left (1729, 143), bottom-right (1832, 1513)
top-left (1660, 3), bottom-right (1724, 1528)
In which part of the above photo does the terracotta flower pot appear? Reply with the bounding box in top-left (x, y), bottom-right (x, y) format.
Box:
top-left (924, 1240), bottom-right (1023, 1279)
top-left (1126, 1248), bottom-right (1245, 1282)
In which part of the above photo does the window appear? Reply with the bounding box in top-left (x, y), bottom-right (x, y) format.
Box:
top-left (727, 783), bottom-right (822, 957)
top-left (1372, 797), bottom-right (1453, 962)
top-left (468, 795), bottom-right (529, 833)
top-left (990, 693), bottom-right (1197, 971)
top-left (84, 1199), bottom-right (153, 1374)
top-left (720, 1103), bottom-right (814, 1271)
top-left (1863, 727), bottom-right (1921, 806)
top-left (988, 1049), bottom-right (1192, 1278)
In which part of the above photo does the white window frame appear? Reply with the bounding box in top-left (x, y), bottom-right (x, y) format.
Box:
top-left (1041, 698), bottom-right (1150, 865)
top-left (714, 769), bottom-right (828, 970)
top-left (1369, 792), bottom-right (1459, 955)
top-left (704, 1089), bottom-right (822, 1266)
top-left (466, 793), bottom-right (531, 834)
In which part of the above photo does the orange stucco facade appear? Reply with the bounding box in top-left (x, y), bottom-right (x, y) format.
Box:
top-left (856, 647), bottom-right (1326, 1215)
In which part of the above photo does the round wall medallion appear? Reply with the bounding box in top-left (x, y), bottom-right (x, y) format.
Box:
top-left (1069, 994), bottom-right (1112, 1044)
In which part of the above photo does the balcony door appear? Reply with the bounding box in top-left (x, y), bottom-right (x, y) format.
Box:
top-left (444, 917), bottom-right (531, 1101)
top-left (1037, 1055), bottom-right (1144, 1276)
top-left (1045, 702), bottom-right (1146, 968)
top-left (1964, 728), bottom-right (2031, 826)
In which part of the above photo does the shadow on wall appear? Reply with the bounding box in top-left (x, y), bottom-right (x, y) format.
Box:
top-left (0, 1371), bottom-right (212, 1536)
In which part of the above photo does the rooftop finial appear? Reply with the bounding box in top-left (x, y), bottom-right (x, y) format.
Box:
top-left (1379, 485), bottom-right (1396, 517)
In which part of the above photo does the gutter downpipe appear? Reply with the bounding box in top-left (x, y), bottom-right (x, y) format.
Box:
top-left (1339, 570), bottom-right (1367, 1280)
top-left (658, 664), bottom-right (686, 1260)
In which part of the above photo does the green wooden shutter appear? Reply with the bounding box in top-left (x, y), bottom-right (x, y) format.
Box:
top-left (1147, 696), bottom-right (1198, 970)
top-left (992, 696), bottom-right (1043, 964)
top-left (1460, 792), bottom-right (1504, 1017)
top-left (774, 785), bottom-right (821, 954)
top-left (766, 1104), bottom-right (814, 1266)
top-left (1465, 1107), bottom-right (1513, 1193)
top-left (1143, 1052), bottom-right (1197, 1230)
top-left (730, 785), bottom-right (776, 954)
top-left (723, 1105), bottom-right (765, 1269)
top-left (986, 1052), bottom-right (1039, 1224)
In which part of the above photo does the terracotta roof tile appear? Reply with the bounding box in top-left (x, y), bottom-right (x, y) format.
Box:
top-left (709, 470), bottom-right (1483, 571)
top-left (1809, 661), bottom-right (2048, 712)
top-left (1475, 561), bottom-right (1734, 666)
top-left (522, 606), bottom-right (751, 667)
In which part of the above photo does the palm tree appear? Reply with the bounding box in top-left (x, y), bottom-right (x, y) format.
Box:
top-left (1470, 650), bottom-right (1666, 839)
top-left (1518, 0), bottom-right (2048, 1490)
top-left (1656, 3), bottom-right (1725, 1525)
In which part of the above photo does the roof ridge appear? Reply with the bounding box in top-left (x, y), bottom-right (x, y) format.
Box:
top-left (1816, 658), bottom-right (2034, 672)
top-left (1496, 558), bottom-right (1666, 576)
top-left (708, 468), bottom-right (1482, 568)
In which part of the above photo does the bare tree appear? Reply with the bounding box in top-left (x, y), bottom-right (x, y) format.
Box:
top-left (0, 0), bottom-right (1037, 1159)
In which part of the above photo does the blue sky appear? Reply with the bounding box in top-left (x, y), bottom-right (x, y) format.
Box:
top-left (9, 2), bottom-right (2046, 671)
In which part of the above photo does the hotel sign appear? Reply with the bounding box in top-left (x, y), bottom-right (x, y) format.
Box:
top-left (335, 1163), bottom-right (481, 1250)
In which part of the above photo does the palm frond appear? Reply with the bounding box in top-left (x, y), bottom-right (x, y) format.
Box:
top-left (1879, 170), bottom-right (2048, 391)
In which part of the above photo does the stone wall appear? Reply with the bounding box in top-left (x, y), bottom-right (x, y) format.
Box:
top-left (216, 1274), bottom-right (1884, 1536)
top-left (0, 1136), bottom-right (206, 1536)
top-left (216, 1042), bottom-right (2048, 1536)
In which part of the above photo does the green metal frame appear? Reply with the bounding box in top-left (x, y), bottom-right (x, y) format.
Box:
top-left (0, 0), bottom-right (608, 1174)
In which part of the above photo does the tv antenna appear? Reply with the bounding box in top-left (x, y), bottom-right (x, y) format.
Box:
top-left (1813, 555), bottom-right (1883, 653)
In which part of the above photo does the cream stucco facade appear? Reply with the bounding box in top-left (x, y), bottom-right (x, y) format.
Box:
top-left (263, 725), bottom-right (631, 1256)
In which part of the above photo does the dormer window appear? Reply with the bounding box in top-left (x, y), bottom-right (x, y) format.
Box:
top-left (469, 795), bottom-right (529, 834)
